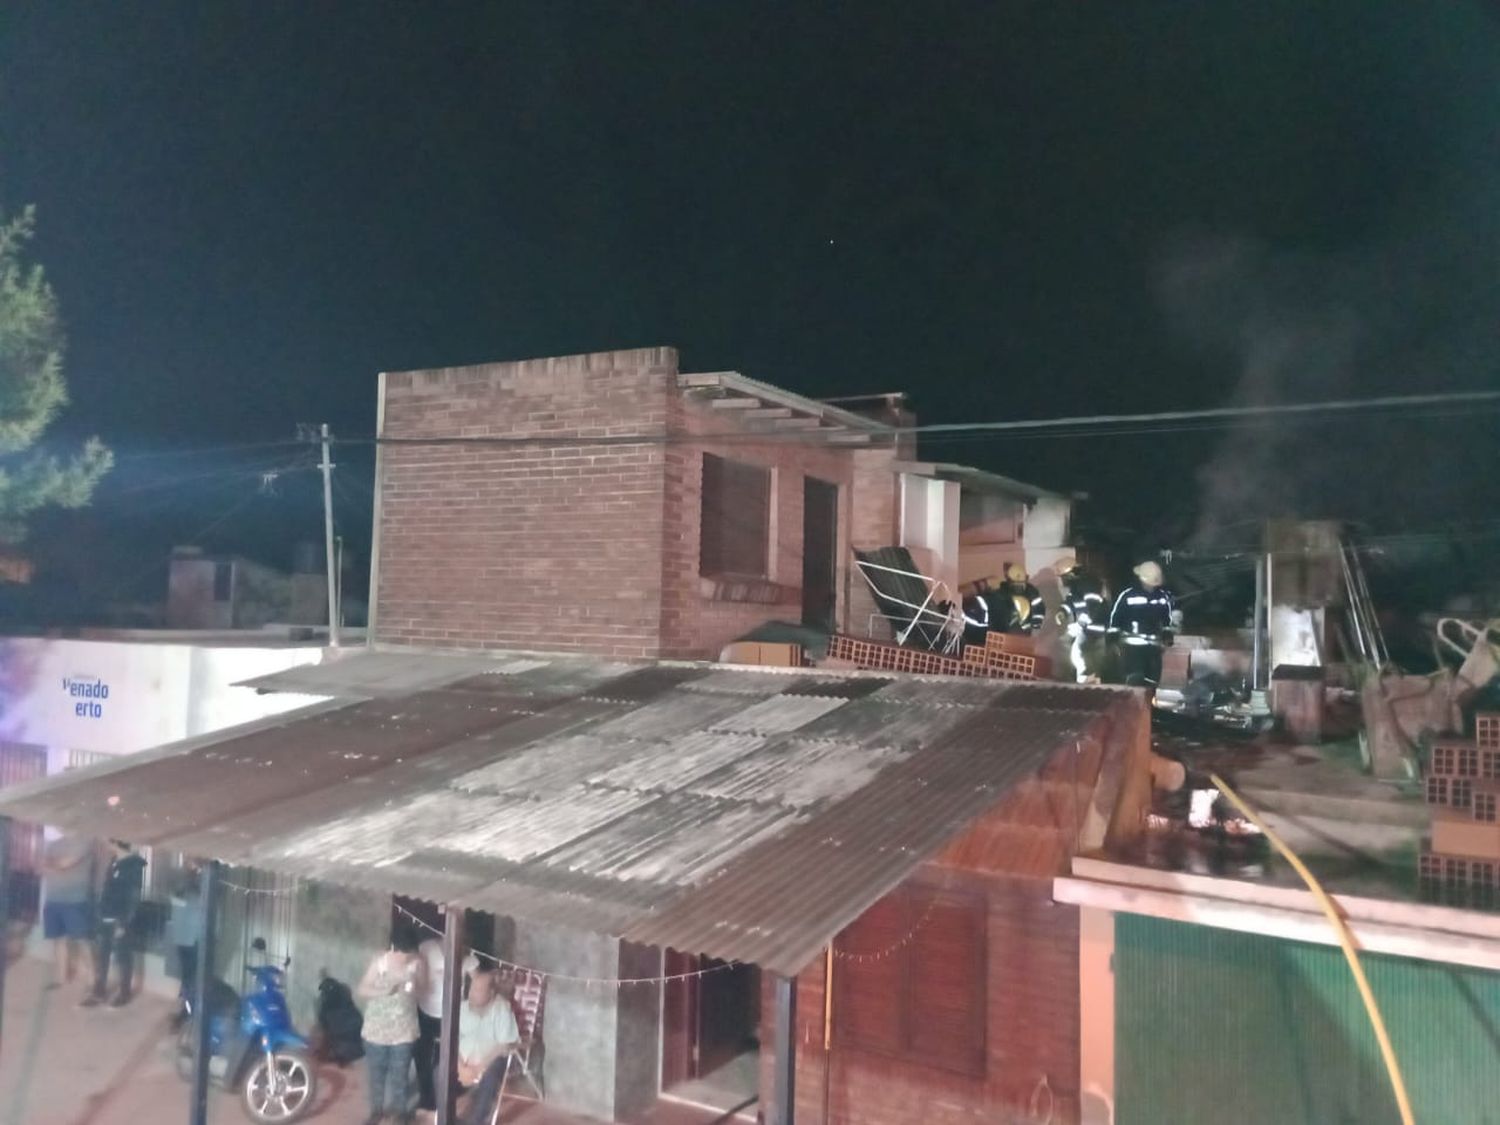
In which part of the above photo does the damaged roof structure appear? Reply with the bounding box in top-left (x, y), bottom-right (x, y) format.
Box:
top-left (0, 651), bottom-right (1138, 975)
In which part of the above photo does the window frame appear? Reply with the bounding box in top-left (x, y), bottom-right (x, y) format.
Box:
top-left (698, 453), bottom-right (773, 580)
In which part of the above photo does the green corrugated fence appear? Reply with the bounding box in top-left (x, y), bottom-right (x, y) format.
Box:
top-left (1116, 915), bottom-right (1500, 1125)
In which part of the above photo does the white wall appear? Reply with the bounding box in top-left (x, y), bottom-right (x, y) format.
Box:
top-left (3, 636), bottom-right (329, 994)
top-left (0, 637), bottom-right (326, 775)
top-left (1023, 496), bottom-right (1073, 576)
top-left (899, 474), bottom-right (960, 592)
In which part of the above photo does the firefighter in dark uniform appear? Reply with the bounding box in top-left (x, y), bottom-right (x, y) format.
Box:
top-left (958, 591), bottom-right (990, 647)
top-left (1054, 556), bottom-right (1108, 683)
top-left (999, 563), bottom-right (1046, 635)
top-left (1108, 560), bottom-right (1178, 691)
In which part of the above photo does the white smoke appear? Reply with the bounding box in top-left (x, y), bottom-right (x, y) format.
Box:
top-left (1156, 201), bottom-right (1500, 548)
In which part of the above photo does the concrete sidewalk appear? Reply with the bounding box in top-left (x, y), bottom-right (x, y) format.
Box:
top-left (1, 956), bottom-right (740, 1125)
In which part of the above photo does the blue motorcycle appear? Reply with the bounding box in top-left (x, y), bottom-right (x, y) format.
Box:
top-left (176, 939), bottom-right (319, 1123)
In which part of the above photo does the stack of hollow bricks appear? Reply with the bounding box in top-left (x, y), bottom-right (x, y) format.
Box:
top-left (1420, 712), bottom-right (1500, 899)
top-left (827, 629), bottom-right (1046, 681)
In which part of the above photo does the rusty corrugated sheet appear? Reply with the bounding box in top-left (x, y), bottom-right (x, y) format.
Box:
top-left (0, 652), bottom-right (1136, 974)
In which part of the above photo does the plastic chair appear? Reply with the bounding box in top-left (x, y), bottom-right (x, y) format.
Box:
top-left (490, 970), bottom-right (546, 1122)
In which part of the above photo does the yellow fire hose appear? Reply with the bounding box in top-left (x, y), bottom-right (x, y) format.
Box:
top-left (1210, 773), bottom-right (1416, 1125)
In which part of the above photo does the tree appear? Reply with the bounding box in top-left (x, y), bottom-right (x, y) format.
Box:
top-left (0, 206), bottom-right (111, 542)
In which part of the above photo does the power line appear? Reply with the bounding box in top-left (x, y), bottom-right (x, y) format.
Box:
top-left (314, 388), bottom-right (1500, 451)
top-left (110, 438), bottom-right (307, 462)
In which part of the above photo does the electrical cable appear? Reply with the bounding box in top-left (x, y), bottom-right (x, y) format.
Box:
top-left (300, 388), bottom-right (1500, 452)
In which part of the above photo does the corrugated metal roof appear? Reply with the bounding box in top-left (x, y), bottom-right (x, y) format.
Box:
top-left (0, 651), bottom-right (1138, 974)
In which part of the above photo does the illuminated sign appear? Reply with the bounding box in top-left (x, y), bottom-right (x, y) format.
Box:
top-left (62, 676), bottom-right (110, 719)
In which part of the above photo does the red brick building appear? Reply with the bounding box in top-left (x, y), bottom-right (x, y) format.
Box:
top-left (370, 346), bottom-right (1075, 661)
top-left (759, 692), bottom-right (1151, 1125)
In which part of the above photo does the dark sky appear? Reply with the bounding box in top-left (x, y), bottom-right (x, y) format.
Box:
top-left (2, 2), bottom-right (1498, 604)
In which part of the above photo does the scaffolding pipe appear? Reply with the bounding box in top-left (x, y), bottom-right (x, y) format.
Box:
top-left (1252, 554), bottom-right (1266, 692)
top-left (1340, 546), bottom-right (1370, 662)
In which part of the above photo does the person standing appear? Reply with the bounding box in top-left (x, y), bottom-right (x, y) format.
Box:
top-left (81, 839), bottom-right (146, 1008)
top-left (999, 563), bottom-right (1046, 634)
top-left (1109, 560), bottom-right (1179, 693)
top-left (41, 831), bottom-right (94, 989)
top-left (1054, 556), bottom-right (1110, 683)
top-left (167, 865), bottom-right (204, 1028)
top-left (414, 932), bottom-right (445, 1117)
top-left (357, 922), bottom-right (425, 1125)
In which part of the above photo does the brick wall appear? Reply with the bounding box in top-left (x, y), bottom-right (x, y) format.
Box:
top-left (374, 347), bottom-right (675, 657)
top-left (373, 347), bottom-right (902, 659)
top-left (849, 447), bottom-right (900, 639)
top-left (760, 873), bottom-right (1081, 1125)
top-left (752, 716), bottom-right (1140, 1125)
top-left (659, 395), bottom-right (890, 659)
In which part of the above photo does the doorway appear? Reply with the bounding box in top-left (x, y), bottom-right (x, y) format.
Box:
top-left (801, 477), bottom-right (839, 631)
top-left (662, 952), bottom-right (761, 1116)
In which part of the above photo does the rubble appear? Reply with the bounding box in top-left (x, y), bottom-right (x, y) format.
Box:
top-left (824, 629), bottom-right (1048, 681)
top-left (1420, 712), bottom-right (1500, 904)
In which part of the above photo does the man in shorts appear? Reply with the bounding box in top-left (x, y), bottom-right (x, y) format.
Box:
top-left (41, 832), bottom-right (95, 988)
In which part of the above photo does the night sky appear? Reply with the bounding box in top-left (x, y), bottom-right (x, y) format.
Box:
top-left (2, 2), bottom-right (1498, 613)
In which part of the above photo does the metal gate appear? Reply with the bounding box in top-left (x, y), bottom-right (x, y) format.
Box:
top-left (217, 866), bottom-right (298, 992)
top-left (0, 742), bottom-right (48, 922)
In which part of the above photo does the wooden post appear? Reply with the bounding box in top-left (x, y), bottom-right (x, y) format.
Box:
top-left (435, 906), bottom-right (466, 1125)
top-left (772, 973), bottom-right (797, 1125)
top-left (190, 861), bottom-right (221, 1125)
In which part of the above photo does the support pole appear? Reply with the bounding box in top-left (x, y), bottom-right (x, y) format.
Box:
top-left (0, 816), bottom-right (10, 1063)
top-left (1251, 554), bottom-right (1266, 693)
top-left (435, 906), bottom-right (466, 1125)
top-left (190, 861), bottom-right (221, 1125)
top-left (319, 423), bottom-right (341, 648)
top-left (772, 973), bottom-right (797, 1125)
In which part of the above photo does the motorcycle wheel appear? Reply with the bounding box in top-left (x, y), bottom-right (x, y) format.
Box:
top-left (241, 1050), bottom-right (317, 1123)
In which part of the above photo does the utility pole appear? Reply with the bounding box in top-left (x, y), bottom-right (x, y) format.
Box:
top-left (319, 424), bottom-right (341, 647)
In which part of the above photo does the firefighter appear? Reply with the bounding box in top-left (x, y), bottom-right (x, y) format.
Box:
top-left (1054, 556), bottom-right (1108, 683)
top-left (999, 563), bottom-right (1046, 634)
top-left (958, 591), bottom-right (990, 647)
top-left (1108, 560), bottom-right (1179, 691)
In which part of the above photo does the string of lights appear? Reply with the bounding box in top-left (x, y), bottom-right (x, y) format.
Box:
top-left (218, 878), bottom-right (300, 897)
top-left (388, 902), bottom-right (741, 987)
top-left (213, 881), bottom-right (745, 985)
top-left (830, 886), bottom-right (943, 964)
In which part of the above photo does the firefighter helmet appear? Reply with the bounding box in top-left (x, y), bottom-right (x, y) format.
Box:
top-left (1054, 555), bottom-right (1078, 577)
top-left (1003, 562), bottom-right (1028, 584)
top-left (1134, 560), bottom-right (1164, 588)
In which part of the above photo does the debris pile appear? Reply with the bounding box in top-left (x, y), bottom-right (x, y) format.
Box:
top-left (1419, 712), bottom-right (1500, 903)
top-left (826, 629), bottom-right (1049, 681)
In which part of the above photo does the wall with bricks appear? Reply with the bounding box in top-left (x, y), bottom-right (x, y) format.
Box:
top-left (373, 347), bottom-right (903, 660)
top-left (848, 447), bottom-right (901, 640)
top-left (753, 719), bottom-right (1139, 1125)
top-left (373, 347), bottom-right (676, 658)
top-left (658, 393), bottom-right (898, 660)
top-left (758, 873), bottom-right (1082, 1125)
